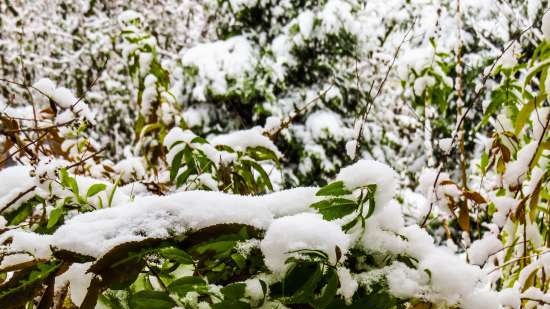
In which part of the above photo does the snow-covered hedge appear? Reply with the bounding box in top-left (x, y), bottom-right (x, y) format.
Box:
top-left (0, 1), bottom-right (549, 309)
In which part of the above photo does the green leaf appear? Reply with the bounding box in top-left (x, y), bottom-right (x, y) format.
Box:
top-left (314, 268), bottom-right (339, 309)
top-left (158, 247), bottom-right (193, 264)
top-left (221, 282), bottom-right (246, 300)
top-left (169, 151), bottom-right (184, 182)
top-left (514, 100), bottom-right (535, 134)
top-left (86, 184), bottom-right (107, 198)
top-left (107, 176), bottom-right (121, 207)
top-left (311, 198), bottom-right (357, 220)
top-left (6, 202), bottom-right (34, 225)
top-left (212, 300), bottom-right (250, 309)
top-left (316, 181), bottom-right (352, 197)
top-left (46, 206), bottom-right (64, 229)
top-left (128, 291), bottom-right (176, 309)
top-left (60, 168), bottom-right (79, 197)
top-left (175, 168), bottom-right (193, 188)
top-left (242, 159), bottom-right (273, 191)
top-left (167, 276), bottom-right (208, 296)
top-left (191, 136), bottom-right (208, 144)
top-left (0, 262), bottom-right (60, 309)
top-left (288, 263), bottom-right (323, 303)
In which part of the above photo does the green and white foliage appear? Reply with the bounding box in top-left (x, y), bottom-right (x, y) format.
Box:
top-left (0, 1), bottom-right (549, 309)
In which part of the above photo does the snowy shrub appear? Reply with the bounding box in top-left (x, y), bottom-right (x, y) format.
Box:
top-left (0, 1), bottom-right (549, 309)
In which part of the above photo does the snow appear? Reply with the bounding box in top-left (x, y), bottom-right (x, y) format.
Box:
top-left (306, 110), bottom-right (349, 141)
top-left (337, 160), bottom-right (398, 211)
top-left (244, 278), bottom-right (264, 301)
top-left (542, 11), bottom-right (550, 40)
top-left (498, 288), bottom-right (521, 309)
top-left (164, 127), bottom-right (197, 149)
top-left (499, 44), bottom-right (518, 69)
top-left (413, 75), bottom-right (436, 94)
top-left (260, 213), bottom-right (349, 274)
top-left (503, 141), bottom-right (538, 189)
top-left (345, 140), bottom-right (358, 159)
top-left (336, 267), bottom-right (358, 302)
top-left (386, 262), bottom-right (429, 298)
top-left (418, 168), bottom-right (461, 215)
top-left (418, 252), bottom-right (483, 305)
top-left (357, 198), bottom-right (493, 307)
top-left (181, 36), bottom-right (257, 100)
top-left (264, 116), bottom-right (282, 134)
top-left (526, 167), bottom-right (544, 195)
top-left (491, 196), bottom-right (519, 227)
top-left (461, 289), bottom-right (501, 309)
top-left (183, 105), bottom-right (211, 128)
top-left (438, 137), bottom-right (453, 153)
top-left (51, 190), bottom-right (275, 257)
top-left (55, 262), bottom-right (93, 306)
top-left (522, 286), bottom-right (550, 304)
top-left (467, 234), bottom-right (503, 266)
top-left (0, 165), bottom-right (35, 213)
top-left (52, 87), bottom-right (78, 108)
top-left (0, 230), bottom-right (52, 269)
top-left (118, 10), bottom-right (143, 24)
top-left (209, 126), bottom-right (283, 157)
top-left (33, 78), bottom-right (56, 97)
top-left (262, 187), bottom-right (318, 217)
top-left (298, 10), bottom-right (315, 38)
top-left (42, 186), bottom-right (323, 258)
top-left (113, 156), bottom-right (146, 182)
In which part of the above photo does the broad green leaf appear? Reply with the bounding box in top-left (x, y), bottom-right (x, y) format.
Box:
top-left (158, 247), bottom-right (193, 264)
top-left (311, 198), bottom-right (357, 220)
top-left (221, 282), bottom-right (246, 300)
top-left (47, 206), bottom-right (64, 229)
top-left (316, 181), bottom-right (352, 196)
top-left (128, 291), bottom-right (176, 309)
top-left (167, 276), bottom-right (208, 296)
top-left (314, 268), bottom-right (339, 309)
top-left (6, 202), bottom-right (33, 225)
top-left (86, 184), bottom-right (107, 198)
top-left (170, 150), bottom-right (184, 182)
top-left (243, 159), bottom-right (273, 191)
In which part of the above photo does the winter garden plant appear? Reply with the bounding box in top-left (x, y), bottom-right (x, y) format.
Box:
top-left (0, 1), bottom-right (549, 309)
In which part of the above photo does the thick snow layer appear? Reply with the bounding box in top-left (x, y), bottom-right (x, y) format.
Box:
top-left (461, 289), bottom-right (501, 309)
top-left (209, 126), bottom-right (283, 157)
top-left (51, 191), bottom-right (274, 257)
top-left (305, 110), bottom-right (350, 141)
top-left (467, 234), bottom-right (502, 266)
top-left (52, 87), bottom-right (78, 108)
top-left (336, 160), bottom-right (397, 211)
top-left (0, 165), bottom-right (35, 213)
top-left (491, 196), bottom-right (519, 227)
top-left (113, 156), bottom-right (146, 182)
top-left (55, 262), bottom-right (93, 306)
top-left (261, 213), bottom-right (349, 274)
top-left (33, 78), bottom-right (56, 97)
top-left (0, 230), bottom-right (52, 268)
top-left (336, 267), bottom-right (359, 302)
top-left (360, 199), bottom-right (490, 307)
top-left (503, 141), bottom-right (537, 189)
top-left (47, 188), bottom-right (321, 258)
top-left (418, 168), bottom-right (461, 215)
top-left (262, 187), bottom-right (318, 217)
top-left (181, 36), bottom-right (257, 100)
top-left (264, 116), bottom-right (282, 134)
